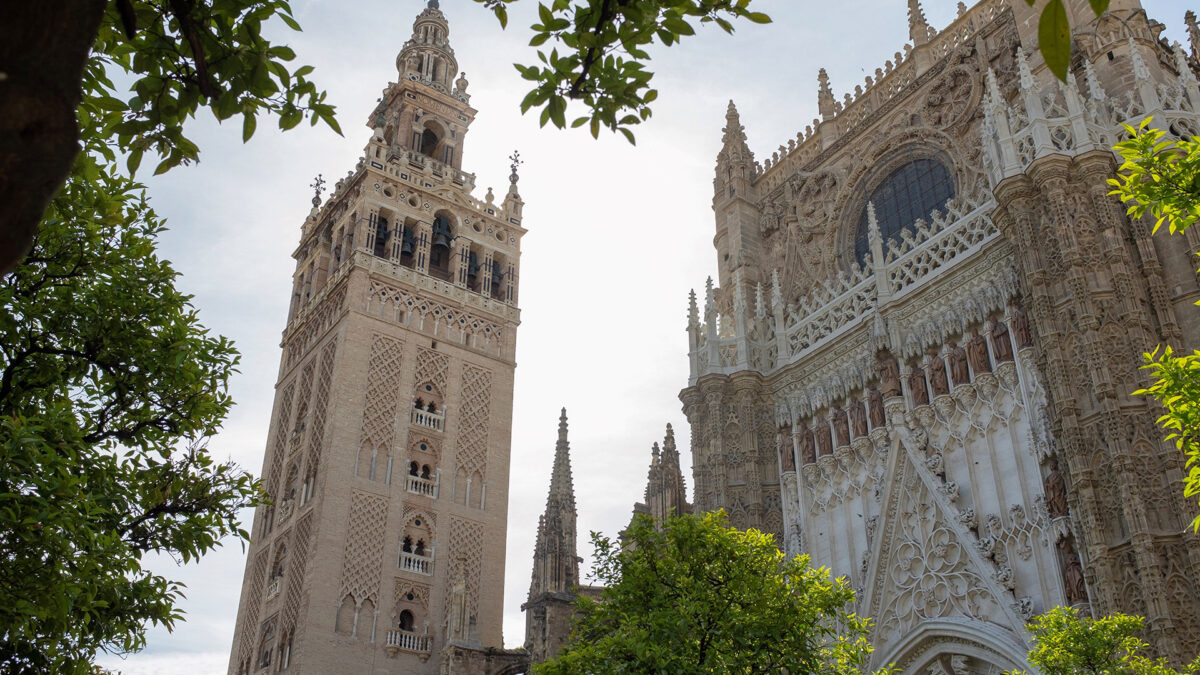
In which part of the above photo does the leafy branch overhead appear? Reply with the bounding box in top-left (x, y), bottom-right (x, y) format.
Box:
top-left (1028, 0), bottom-right (1109, 81)
top-left (86, 0), bottom-right (342, 176)
top-left (473, 0), bottom-right (771, 143)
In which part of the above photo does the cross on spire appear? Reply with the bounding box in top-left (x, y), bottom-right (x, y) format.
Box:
top-left (309, 174), bottom-right (325, 207)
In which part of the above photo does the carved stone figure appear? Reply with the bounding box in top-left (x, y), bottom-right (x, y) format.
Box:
top-left (1011, 304), bottom-right (1033, 349)
top-left (798, 428), bottom-right (816, 465)
top-left (832, 407), bottom-right (850, 447)
top-left (1044, 457), bottom-right (1068, 518)
top-left (909, 367), bottom-right (930, 406)
top-left (878, 352), bottom-right (902, 397)
top-left (1059, 538), bottom-right (1088, 604)
top-left (948, 342), bottom-right (970, 385)
top-left (967, 330), bottom-right (991, 374)
top-left (928, 352), bottom-right (950, 396)
top-left (815, 422), bottom-right (833, 457)
top-left (779, 427), bottom-right (795, 472)
top-left (868, 387), bottom-right (885, 428)
top-left (849, 400), bottom-right (868, 438)
top-left (992, 320), bottom-right (1014, 362)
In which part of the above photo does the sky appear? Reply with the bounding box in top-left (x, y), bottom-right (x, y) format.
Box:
top-left (92, 1), bottom-right (1195, 673)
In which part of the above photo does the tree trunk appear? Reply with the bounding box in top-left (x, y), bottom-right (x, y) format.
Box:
top-left (0, 1), bottom-right (108, 275)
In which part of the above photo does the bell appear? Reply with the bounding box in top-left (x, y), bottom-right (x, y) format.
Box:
top-left (491, 260), bottom-right (504, 285)
top-left (431, 216), bottom-right (452, 248)
top-left (400, 227), bottom-right (415, 255)
top-left (467, 251), bottom-right (480, 282)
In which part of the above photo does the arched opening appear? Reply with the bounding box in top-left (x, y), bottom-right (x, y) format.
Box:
top-left (854, 157), bottom-right (955, 263)
top-left (428, 213), bottom-right (454, 281)
top-left (373, 216), bottom-right (391, 258)
top-left (399, 221), bottom-right (416, 268)
top-left (398, 609), bottom-right (415, 632)
top-left (335, 594), bottom-right (356, 636)
top-left (420, 128), bottom-right (439, 157)
top-left (490, 253), bottom-right (508, 301)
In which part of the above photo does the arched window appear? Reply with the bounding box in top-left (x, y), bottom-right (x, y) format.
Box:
top-left (373, 217), bottom-right (391, 258)
top-left (398, 610), bottom-right (415, 632)
top-left (429, 214), bottom-right (453, 280)
top-left (421, 128), bottom-right (439, 157)
top-left (854, 158), bottom-right (954, 263)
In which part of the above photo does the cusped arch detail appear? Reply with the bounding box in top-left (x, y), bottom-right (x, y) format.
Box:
top-left (874, 618), bottom-right (1031, 675)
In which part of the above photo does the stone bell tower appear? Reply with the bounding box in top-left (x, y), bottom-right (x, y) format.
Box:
top-left (226, 2), bottom-right (528, 673)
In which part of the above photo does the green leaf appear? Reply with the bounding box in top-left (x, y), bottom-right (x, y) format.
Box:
top-left (242, 113), bottom-right (257, 142)
top-left (1039, 0), bottom-right (1071, 82)
top-left (1087, 0), bottom-right (1110, 16)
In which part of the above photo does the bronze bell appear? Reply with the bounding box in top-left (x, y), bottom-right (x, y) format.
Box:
top-left (491, 260), bottom-right (504, 284)
top-left (431, 216), bottom-right (452, 248)
top-left (467, 251), bottom-right (481, 282)
top-left (400, 227), bottom-right (415, 255)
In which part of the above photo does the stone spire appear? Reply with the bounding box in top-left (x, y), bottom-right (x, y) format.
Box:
top-left (817, 68), bottom-right (837, 122)
top-left (523, 408), bottom-right (581, 665)
top-left (908, 0), bottom-right (931, 46)
top-left (720, 100), bottom-right (752, 161)
top-left (636, 423), bottom-right (692, 525)
top-left (527, 409), bottom-right (578, 599)
top-left (1186, 11), bottom-right (1200, 61)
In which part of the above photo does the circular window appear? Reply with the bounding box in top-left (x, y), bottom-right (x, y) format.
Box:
top-left (414, 519), bottom-right (422, 526)
top-left (419, 443), bottom-right (427, 451)
top-left (406, 592), bottom-right (414, 601)
top-left (425, 385), bottom-right (432, 391)
top-left (854, 158), bottom-right (954, 263)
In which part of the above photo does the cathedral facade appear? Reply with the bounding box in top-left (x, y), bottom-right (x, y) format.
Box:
top-left (227, 3), bottom-right (528, 673)
top-left (681, 0), bottom-right (1200, 671)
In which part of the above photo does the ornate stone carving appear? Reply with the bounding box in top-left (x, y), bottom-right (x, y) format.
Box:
top-left (832, 407), bottom-right (851, 447)
top-left (1044, 458), bottom-right (1068, 519)
top-left (868, 387), bottom-right (886, 428)
top-left (991, 320), bottom-right (1014, 362)
top-left (947, 342), bottom-right (969, 385)
top-left (928, 351), bottom-right (950, 396)
top-left (967, 331), bottom-right (991, 374)
top-left (909, 367), bottom-right (930, 406)
top-left (849, 399), bottom-right (868, 439)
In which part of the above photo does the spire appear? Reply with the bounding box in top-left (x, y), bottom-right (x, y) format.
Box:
top-left (395, 0), bottom-right (458, 93)
top-left (1016, 46), bottom-right (1035, 91)
top-left (1186, 11), bottom-right (1200, 60)
top-left (637, 423), bottom-right (691, 525)
top-left (720, 100), bottom-right (751, 158)
top-left (547, 407), bottom-right (574, 508)
top-left (908, 0), bottom-right (931, 46)
top-left (817, 69), bottom-right (836, 121)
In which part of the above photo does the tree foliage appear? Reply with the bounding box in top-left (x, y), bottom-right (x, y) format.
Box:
top-left (0, 151), bottom-right (261, 672)
top-left (472, 0), bottom-right (770, 143)
top-left (1012, 607), bottom-right (1200, 675)
top-left (0, 0), bottom-right (339, 274)
top-left (536, 511), bottom-right (884, 675)
top-left (1108, 120), bottom-right (1200, 531)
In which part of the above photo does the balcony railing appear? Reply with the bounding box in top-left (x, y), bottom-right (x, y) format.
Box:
top-left (405, 473), bottom-right (438, 498)
top-left (399, 550), bottom-right (434, 576)
top-left (384, 630), bottom-right (432, 655)
top-left (410, 407), bottom-right (445, 431)
top-left (266, 577), bottom-right (282, 600)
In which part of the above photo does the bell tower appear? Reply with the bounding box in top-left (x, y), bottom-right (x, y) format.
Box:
top-left (226, 2), bottom-right (529, 674)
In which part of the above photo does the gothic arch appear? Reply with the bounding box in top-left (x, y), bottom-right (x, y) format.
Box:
top-left (877, 618), bottom-right (1031, 675)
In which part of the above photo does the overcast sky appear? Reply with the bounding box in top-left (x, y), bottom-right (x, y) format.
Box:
top-left (92, 1), bottom-right (1194, 672)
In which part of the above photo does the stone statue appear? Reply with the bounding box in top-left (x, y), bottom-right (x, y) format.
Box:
top-left (909, 367), bottom-right (930, 406)
top-left (967, 330), bottom-right (992, 374)
top-left (815, 422), bottom-right (833, 457)
top-left (878, 352), bottom-right (902, 397)
top-left (448, 557), bottom-right (470, 642)
top-left (1044, 457), bottom-right (1068, 518)
top-left (1059, 538), bottom-right (1088, 604)
top-left (798, 428), bottom-right (816, 464)
top-left (779, 427), bottom-right (795, 472)
top-left (948, 342), bottom-right (970, 385)
top-left (832, 407), bottom-right (850, 447)
top-left (1011, 304), bottom-right (1033, 349)
top-left (928, 352), bottom-right (950, 396)
top-left (992, 320), bottom-right (1014, 362)
top-left (849, 399), bottom-right (868, 438)
top-left (868, 387), bottom-right (886, 428)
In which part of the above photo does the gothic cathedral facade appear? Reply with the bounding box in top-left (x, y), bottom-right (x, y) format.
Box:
top-left (682, 0), bottom-right (1200, 671)
top-left (227, 3), bottom-right (528, 673)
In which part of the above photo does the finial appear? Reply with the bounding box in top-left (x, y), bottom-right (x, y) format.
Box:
top-left (1186, 11), bottom-right (1200, 59)
top-left (771, 269), bottom-right (783, 307)
top-left (817, 68), bottom-right (836, 121)
top-left (1081, 58), bottom-right (1106, 100)
top-left (688, 289), bottom-right (700, 328)
top-left (309, 174), bottom-right (325, 208)
top-left (508, 150), bottom-right (523, 184)
top-left (1015, 47), bottom-right (1035, 91)
top-left (867, 202), bottom-right (883, 256)
top-left (908, 0), bottom-right (931, 46)
top-left (427, 0), bottom-right (439, 8)
top-left (1174, 43), bottom-right (1198, 85)
top-left (560, 407), bottom-right (568, 424)
top-left (1128, 38), bottom-right (1150, 80)
top-left (652, 441), bottom-right (660, 458)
